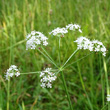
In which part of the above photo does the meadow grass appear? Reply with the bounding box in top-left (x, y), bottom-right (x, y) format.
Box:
top-left (0, 0), bottom-right (110, 110)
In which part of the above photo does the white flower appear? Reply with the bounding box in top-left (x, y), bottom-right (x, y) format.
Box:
top-left (40, 72), bottom-right (45, 77)
top-left (79, 29), bottom-right (82, 33)
top-left (49, 27), bottom-right (68, 36)
top-left (74, 36), bottom-right (92, 49)
top-left (15, 72), bottom-right (20, 77)
top-left (35, 39), bottom-right (41, 45)
top-left (26, 31), bottom-right (48, 50)
top-left (43, 41), bottom-right (48, 46)
top-left (47, 82), bottom-right (52, 88)
top-left (107, 95), bottom-right (110, 101)
top-left (9, 73), bottom-right (14, 77)
top-left (40, 68), bottom-right (57, 88)
top-left (41, 83), bottom-right (46, 88)
top-left (31, 31), bottom-right (36, 35)
top-left (5, 65), bottom-right (20, 80)
top-left (66, 23), bottom-right (82, 33)
top-left (74, 36), bottom-right (106, 56)
top-left (49, 23), bottom-right (82, 36)
top-left (91, 40), bottom-right (106, 56)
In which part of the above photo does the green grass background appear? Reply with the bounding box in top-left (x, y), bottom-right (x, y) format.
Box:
top-left (0, 0), bottom-right (110, 110)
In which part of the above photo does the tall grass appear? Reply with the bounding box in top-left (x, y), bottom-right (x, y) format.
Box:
top-left (0, 0), bottom-right (110, 110)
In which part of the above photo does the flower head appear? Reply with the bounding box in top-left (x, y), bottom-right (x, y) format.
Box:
top-left (92, 40), bottom-right (106, 56)
top-left (66, 24), bottom-right (82, 33)
top-left (74, 36), bottom-right (106, 56)
top-left (5, 65), bottom-right (20, 80)
top-left (40, 68), bottom-right (57, 88)
top-left (49, 27), bottom-right (68, 36)
top-left (49, 23), bottom-right (82, 36)
top-left (26, 31), bottom-right (48, 50)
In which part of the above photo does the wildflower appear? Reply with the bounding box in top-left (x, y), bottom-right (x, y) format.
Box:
top-left (107, 95), bottom-right (110, 101)
top-left (92, 40), bottom-right (106, 56)
top-left (49, 23), bottom-right (82, 36)
top-left (26, 31), bottom-right (48, 50)
top-left (5, 65), bottom-right (20, 80)
top-left (40, 68), bottom-right (57, 88)
top-left (74, 36), bottom-right (106, 56)
top-left (49, 27), bottom-right (68, 36)
top-left (66, 23), bottom-right (82, 33)
top-left (74, 36), bottom-right (93, 50)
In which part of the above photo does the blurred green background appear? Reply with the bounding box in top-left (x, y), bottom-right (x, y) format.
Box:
top-left (0, 0), bottom-right (110, 110)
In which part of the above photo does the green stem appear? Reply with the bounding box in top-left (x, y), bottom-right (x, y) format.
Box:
top-left (41, 47), bottom-right (58, 68)
top-left (21, 69), bottom-right (58, 75)
top-left (7, 78), bottom-right (10, 110)
top-left (103, 57), bottom-right (109, 94)
top-left (0, 40), bottom-right (26, 52)
top-left (37, 48), bottom-right (58, 68)
top-left (77, 63), bottom-right (93, 110)
top-left (100, 54), bottom-right (104, 106)
top-left (64, 52), bottom-right (93, 69)
top-left (61, 71), bottom-right (73, 110)
top-left (61, 49), bottom-right (78, 69)
top-left (58, 37), bottom-right (73, 109)
top-left (101, 102), bottom-right (109, 110)
top-left (103, 57), bottom-right (110, 110)
top-left (58, 37), bottom-right (61, 65)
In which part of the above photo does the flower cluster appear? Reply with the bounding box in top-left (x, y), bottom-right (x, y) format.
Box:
top-left (66, 24), bottom-right (82, 33)
top-left (40, 68), bottom-right (57, 88)
top-left (5, 65), bottom-right (20, 80)
top-left (49, 23), bottom-right (82, 36)
top-left (49, 27), bottom-right (68, 36)
top-left (107, 95), bottom-right (110, 101)
top-left (26, 31), bottom-right (48, 50)
top-left (74, 36), bottom-right (106, 56)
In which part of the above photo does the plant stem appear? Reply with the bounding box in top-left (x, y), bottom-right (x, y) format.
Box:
top-left (99, 54), bottom-right (105, 106)
top-left (58, 37), bottom-right (61, 65)
top-left (21, 69), bottom-right (58, 75)
top-left (101, 102), bottom-right (109, 110)
top-left (58, 37), bottom-right (73, 109)
top-left (103, 58), bottom-right (109, 94)
top-left (41, 47), bottom-right (58, 68)
top-left (61, 49), bottom-right (78, 69)
top-left (7, 78), bottom-right (10, 110)
top-left (103, 57), bottom-right (110, 110)
top-left (77, 62), bottom-right (93, 110)
top-left (61, 71), bottom-right (73, 110)
top-left (64, 52), bottom-right (93, 69)
top-left (0, 39), bottom-right (26, 52)
top-left (37, 48), bottom-right (58, 68)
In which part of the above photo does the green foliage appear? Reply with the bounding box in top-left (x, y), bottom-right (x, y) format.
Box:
top-left (0, 0), bottom-right (110, 110)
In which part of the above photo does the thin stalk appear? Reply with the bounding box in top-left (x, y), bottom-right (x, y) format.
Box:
top-left (61, 71), bottom-right (73, 110)
top-left (101, 102), bottom-right (109, 110)
top-left (64, 52), bottom-right (93, 69)
top-left (21, 72), bottom-right (40, 75)
top-left (89, 54), bottom-right (94, 104)
top-left (103, 57), bottom-right (110, 110)
top-left (21, 69), bottom-right (59, 75)
top-left (37, 48), bottom-right (58, 68)
top-left (103, 57), bottom-right (109, 94)
top-left (0, 40), bottom-right (26, 52)
top-left (58, 37), bottom-right (61, 65)
top-left (61, 49), bottom-right (78, 69)
top-left (59, 37), bottom-right (73, 109)
top-left (77, 63), bottom-right (93, 110)
top-left (7, 78), bottom-right (10, 110)
top-left (41, 46), bottom-right (58, 68)
top-left (100, 54), bottom-right (104, 106)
